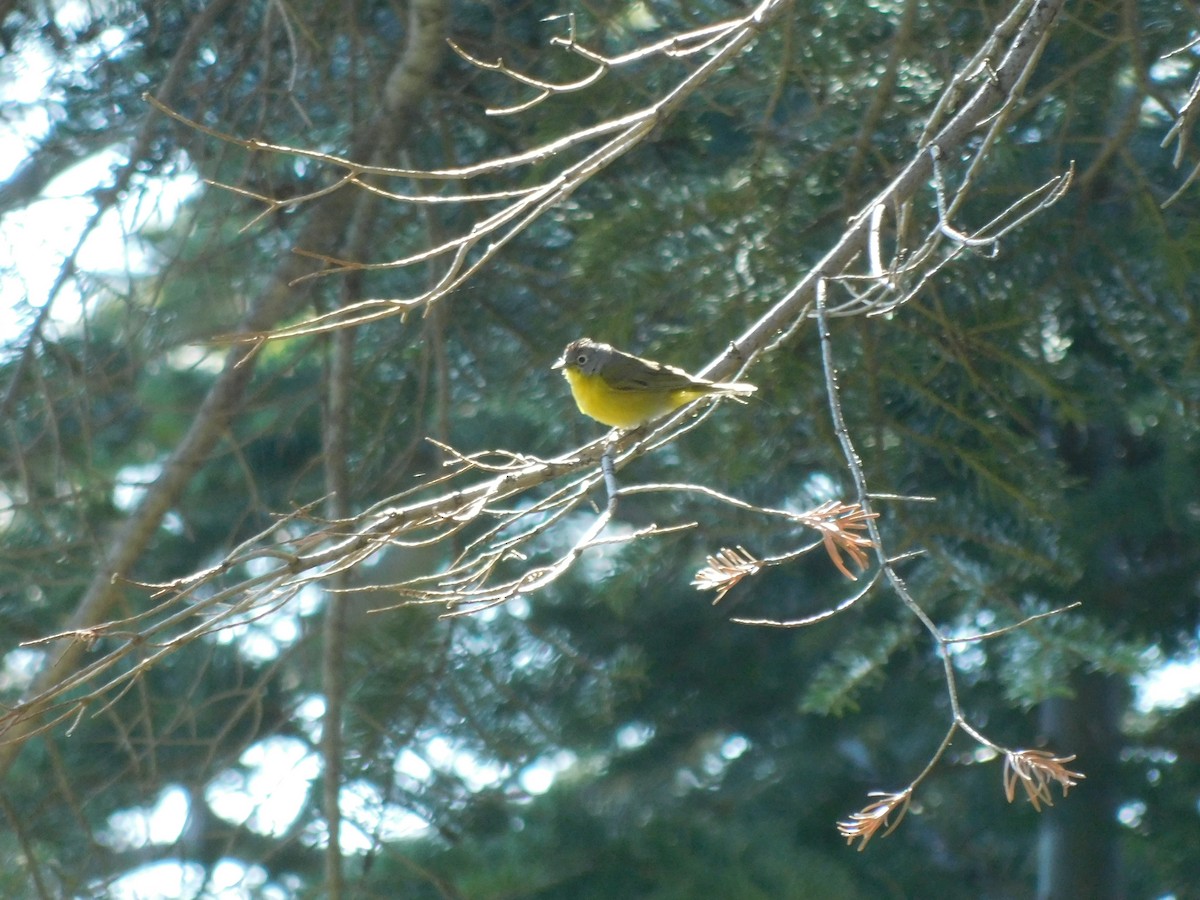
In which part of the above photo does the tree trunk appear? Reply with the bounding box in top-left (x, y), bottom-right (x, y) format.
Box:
top-left (1037, 670), bottom-right (1125, 900)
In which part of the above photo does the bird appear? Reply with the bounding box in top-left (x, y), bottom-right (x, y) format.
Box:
top-left (553, 337), bottom-right (756, 429)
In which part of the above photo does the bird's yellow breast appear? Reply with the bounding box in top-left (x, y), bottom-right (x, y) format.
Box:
top-left (562, 368), bottom-right (700, 429)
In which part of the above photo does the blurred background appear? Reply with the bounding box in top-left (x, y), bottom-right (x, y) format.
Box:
top-left (1, 0), bottom-right (1198, 896)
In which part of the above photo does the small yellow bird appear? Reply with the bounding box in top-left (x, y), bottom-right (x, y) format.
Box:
top-left (554, 337), bottom-right (756, 429)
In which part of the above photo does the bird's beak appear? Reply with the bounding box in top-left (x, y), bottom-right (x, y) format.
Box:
top-left (551, 354), bottom-right (565, 370)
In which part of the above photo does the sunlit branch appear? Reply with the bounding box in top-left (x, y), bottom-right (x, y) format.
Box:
top-left (918, 0), bottom-right (1038, 146)
top-left (1160, 46), bottom-right (1200, 206)
top-left (705, 0), bottom-right (1066, 376)
top-left (816, 272), bottom-right (1083, 846)
top-left (932, 147), bottom-right (1074, 249)
top-left (564, 19), bottom-right (749, 66)
top-left (943, 602), bottom-right (1082, 643)
top-left (147, 0), bottom-right (790, 341)
top-left (447, 39), bottom-right (609, 116)
top-left (616, 481), bottom-right (825, 521)
top-left (839, 723), bottom-right (958, 849)
top-left (430, 507), bottom-right (619, 616)
top-left (730, 569), bottom-right (883, 627)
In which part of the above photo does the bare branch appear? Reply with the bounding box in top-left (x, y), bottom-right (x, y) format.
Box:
top-left (945, 602), bottom-right (1083, 643)
top-left (730, 570), bottom-right (882, 629)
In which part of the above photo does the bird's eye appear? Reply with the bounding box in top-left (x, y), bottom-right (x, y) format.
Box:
top-left (576, 353), bottom-right (588, 364)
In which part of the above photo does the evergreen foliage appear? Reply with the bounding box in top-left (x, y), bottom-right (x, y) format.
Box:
top-left (0, 0), bottom-right (1197, 896)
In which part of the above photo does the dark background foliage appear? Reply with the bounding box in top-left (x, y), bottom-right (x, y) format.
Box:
top-left (1, 0), bottom-right (1198, 896)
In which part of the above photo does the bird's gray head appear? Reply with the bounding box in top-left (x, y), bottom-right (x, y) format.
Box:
top-left (554, 338), bottom-right (611, 376)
